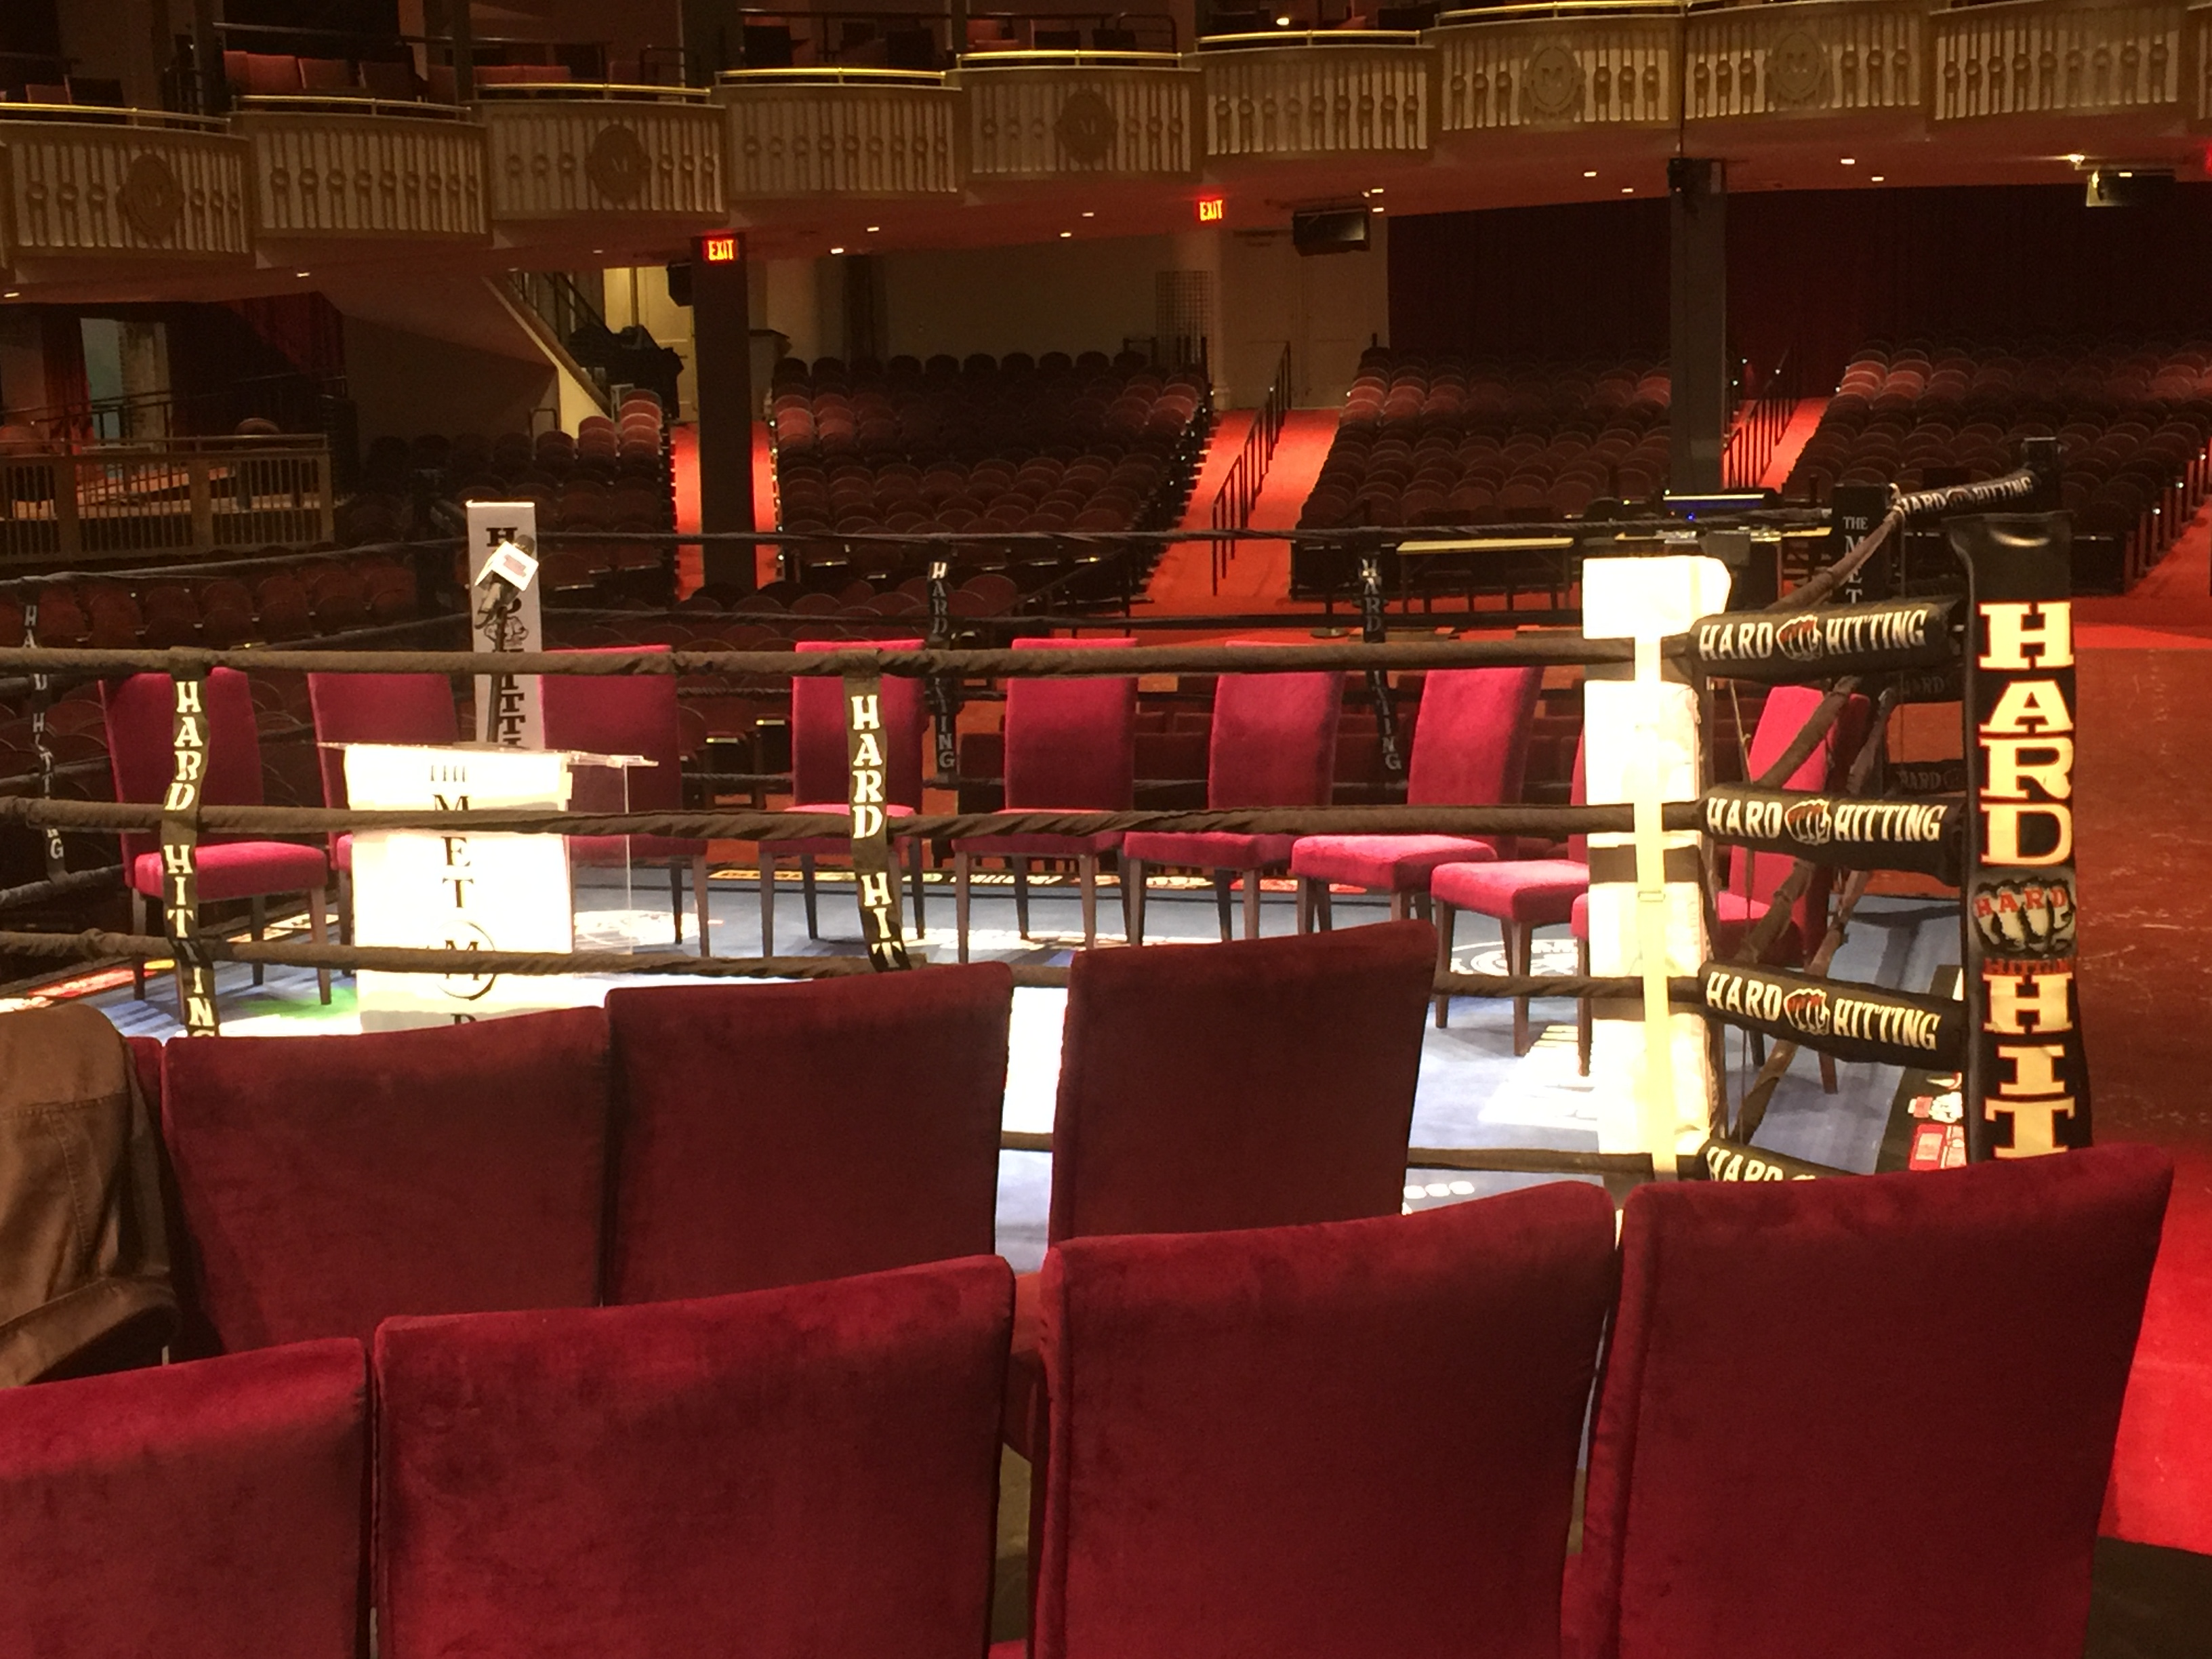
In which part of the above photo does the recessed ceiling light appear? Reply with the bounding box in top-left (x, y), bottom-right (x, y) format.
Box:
top-left (865, 224), bottom-right (880, 232)
top-left (1583, 169), bottom-right (1597, 178)
top-left (1060, 230), bottom-right (1073, 238)
top-left (1620, 186), bottom-right (1633, 194)
top-left (2066, 152), bottom-right (2086, 165)
top-left (1370, 186), bottom-right (1385, 194)
top-left (591, 247), bottom-right (602, 254)
top-left (1870, 174), bottom-right (1885, 182)
top-left (1081, 210), bottom-right (1094, 218)
top-left (1274, 12), bottom-right (1291, 23)
top-left (3, 291), bottom-right (18, 299)
top-left (830, 245), bottom-right (846, 254)
top-left (1840, 157), bottom-right (1856, 165)
top-left (295, 270), bottom-right (311, 278)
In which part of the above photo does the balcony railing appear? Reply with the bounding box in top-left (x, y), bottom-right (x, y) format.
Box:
top-left (0, 104), bottom-right (251, 264)
top-left (716, 68), bottom-right (962, 194)
top-left (1198, 30), bottom-right (1434, 157)
top-left (953, 50), bottom-right (1200, 177)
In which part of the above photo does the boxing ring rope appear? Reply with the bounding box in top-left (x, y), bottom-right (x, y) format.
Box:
top-left (0, 455), bottom-right (2086, 1179)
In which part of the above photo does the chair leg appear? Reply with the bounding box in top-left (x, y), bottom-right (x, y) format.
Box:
top-left (249, 895), bottom-right (266, 987)
top-left (800, 853), bottom-right (819, 939)
top-left (1433, 902), bottom-right (1456, 1027)
top-left (758, 845), bottom-right (776, 957)
top-left (1510, 921), bottom-right (1532, 1057)
top-left (307, 888), bottom-right (331, 1005)
top-left (1079, 855), bottom-right (1099, 949)
top-left (906, 836), bottom-right (926, 935)
top-left (1414, 891), bottom-right (1432, 924)
top-left (1126, 857), bottom-right (1147, 945)
top-left (668, 863), bottom-right (685, 945)
top-left (130, 888), bottom-right (147, 1000)
top-left (1212, 869), bottom-right (1233, 943)
top-left (1389, 889), bottom-right (1410, 923)
top-left (1317, 884), bottom-right (1334, 931)
top-left (1576, 935), bottom-right (1592, 1077)
top-left (337, 869), bottom-right (353, 948)
top-left (1012, 857), bottom-right (1030, 938)
top-left (1296, 876), bottom-right (1312, 935)
top-left (1819, 1050), bottom-right (1839, 1094)
top-left (691, 854), bottom-right (711, 958)
top-left (955, 851), bottom-right (972, 962)
top-left (1243, 869), bottom-right (1262, 939)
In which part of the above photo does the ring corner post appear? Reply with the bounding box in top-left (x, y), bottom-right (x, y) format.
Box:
top-left (1952, 510), bottom-right (2090, 1160)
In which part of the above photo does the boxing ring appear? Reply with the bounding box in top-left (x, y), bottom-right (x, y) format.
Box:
top-left (0, 457), bottom-right (2089, 1183)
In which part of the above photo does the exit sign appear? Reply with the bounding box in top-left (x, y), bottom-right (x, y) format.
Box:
top-left (1197, 197), bottom-right (1225, 224)
top-left (700, 233), bottom-right (738, 263)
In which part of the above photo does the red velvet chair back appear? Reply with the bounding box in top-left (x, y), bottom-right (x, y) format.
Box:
top-left (1047, 920), bottom-right (1435, 1243)
top-left (1033, 1185), bottom-right (1618, 1659)
top-left (376, 1257), bottom-right (1013, 1659)
top-left (1208, 655), bottom-right (1343, 810)
top-left (160, 1009), bottom-right (612, 1353)
top-left (1406, 665), bottom-right (1543, 808)
top-left (103, 667), bottom-right (265, 864)
top-left (1733, 685), bottom-right (1871, 946)
top-left (307, 671), bottom-right (457, 808)
top-left (602, 966), bottom-right (1013, 1304)
top-left (540, 648), bottom-right (682, 812)
top-left (1004, 636), bottom-right (1136, 810)
top-left (0, 1339), bottom-right (367, 1659)
top-left (1574, 1145), bottom-right (2173, 1659)
top-left (790, 638), bottom-right (926, 808)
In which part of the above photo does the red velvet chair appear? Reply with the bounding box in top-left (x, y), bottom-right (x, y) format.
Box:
top-left (1005, 921), bottom-right (1437, 1462)
top-left (1570, 1145), bottom-right (2173, 1659)
top-left (1291, 665), bottom-right (1544, 928)
top-left (306, 670), bottom-right (458, 943)
top-left (760, 638), bottom-right (928, 954)
top-left (159, 1009), bottom-right (611, 1353)
top-left (377, 1256), bottom-right (1013, 1659)
top-left (602, 965), bottom-right (1013, 1304)
top-left (1027, 1185), bottom-right (1618, 1659)
top-left (954, 635), bottom-right (1136, 959)
top-left (1432, 737), bottom-right (1585, 1051)
top-left (541, 648), bottom-right (710, 956)
top-left (1122, 651), bottom-right (1343, 943)
top-left (0, 1338), bottom-right (367, 1659)
top-left (103, 667), bottom-right (331, 1005)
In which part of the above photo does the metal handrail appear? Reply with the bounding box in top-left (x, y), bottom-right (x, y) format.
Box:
top-left (230, 93), bottom-right (474, 121)
top-left (1210, 344), bottom-right (1293, 595)
top-left (0, 102), bottom-right (228, 131)
top-left (1723, 350), bottom-right (1799, 492)
top-left (1196, 28), bottom-right (1425, 45)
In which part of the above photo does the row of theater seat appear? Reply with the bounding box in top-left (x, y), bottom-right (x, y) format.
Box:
top-left (341, 396), bottom-right (672, 548)
top-left (0, 966), bottom-right (2172, 1659)
top-left (771, 352), bottom-right (1208, 597)
top-left (4, 554), bottom-right (420, 650)
top-left (1300, 348), bottom-right (1675, 529)
top-left (1786, 338), bottom-right (2212, 584)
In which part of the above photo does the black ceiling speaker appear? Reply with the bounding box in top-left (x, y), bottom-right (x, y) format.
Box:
top-left (2085, 168), bottom-right (2175, 208)
top-left (1291, 207), bottom-right (1371, 255)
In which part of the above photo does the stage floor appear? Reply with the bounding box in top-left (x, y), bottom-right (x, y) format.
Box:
top-left (55, 874), bottom-right (1954, 1274)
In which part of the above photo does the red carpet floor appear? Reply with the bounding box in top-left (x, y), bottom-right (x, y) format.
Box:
top-left (669, 422), bottom-right (777, 598)
top-left (1144, 409), bottom-right (1338, 613)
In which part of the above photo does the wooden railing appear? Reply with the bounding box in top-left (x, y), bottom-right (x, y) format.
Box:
top-left (474, 84), bottom-right (727, 218)
top-left (1685, 0), bottom-right (1922, 120)
top-left (1198, 31), bottom-right (1435, 157)
top-left (716, 68), bottom-right (962, 194)
top-left (232, 96), bottom-right (489, 239)
top-left (1931, 0), bottom-right (2182, 118)
top-left (953, 51), bottom-right (1200, 178)
top-left (0, 106), bottom-right (251, 264)
top-left (1434, 9), bottom-right (1677, 129)
top-left (0, 438), bottom-right (335, 561)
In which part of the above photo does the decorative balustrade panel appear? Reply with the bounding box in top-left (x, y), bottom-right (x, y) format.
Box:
top-left (0, 122), bottom-right (249, 261)
top-left (958, 60), bottom-right (1198, 177)
top-left (240, 110), bottom-right (487, 238)
top-left (1933, 0), bottom-right (2181, 117)
top-left (1202, 43), bottom-right (1435, 156)
top-left (480, 98), bottom-right (726, 218)
top-left (1684, 0), bottom-right (1922, 119)
top-left (1435, 17), bottom-right (1676, 130)
top-left (722, 81), bottom-right (961, 194)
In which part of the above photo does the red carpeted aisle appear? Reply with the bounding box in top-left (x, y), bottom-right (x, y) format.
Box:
top-left (1145, 409), bottom-right (1338, 612)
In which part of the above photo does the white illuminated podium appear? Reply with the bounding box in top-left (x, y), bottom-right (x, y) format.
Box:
top-left (339, 743), bottom-right (647, 1031)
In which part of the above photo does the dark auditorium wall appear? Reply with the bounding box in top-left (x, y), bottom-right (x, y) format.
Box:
top-left (1391, 184), bottom-right (2212, 389)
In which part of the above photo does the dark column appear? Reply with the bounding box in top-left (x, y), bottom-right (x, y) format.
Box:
top-left (680, 0), bottom-right (729, 81)
top-left (693, 231), bottom-right (757, 592)
top-left (190, 0), bottom-right (224, 114)
top-left (1668, 157), bottom-right (1727, 495)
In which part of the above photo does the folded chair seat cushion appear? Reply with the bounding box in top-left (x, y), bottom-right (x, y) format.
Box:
top-left (1429, 857), bottom-right (1586, 924)
top-left (954, 826), bottom-right (1125, 857)
top-left (1120, 831), bottom-right (1296, 869)
top-left (130, 841), bottom-right (328, 901)
top-left (1290, 834), bottom-right (1500, 890)
top-left (774, 802), bottom-right (918, 859)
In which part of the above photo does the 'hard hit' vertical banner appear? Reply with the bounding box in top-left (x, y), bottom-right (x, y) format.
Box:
top-left (1952, 512), bottom-right (2089, 1158)
top-left (163, 675), bottom-right (218, 1035)
top-left (844, 674), bottom-right (910, 970)
top-left (466, 500), bottom-right (544, 747)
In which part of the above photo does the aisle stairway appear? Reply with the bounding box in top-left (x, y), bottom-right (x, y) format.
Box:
top-left (1144, 408), bottom-right (1338, 611)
